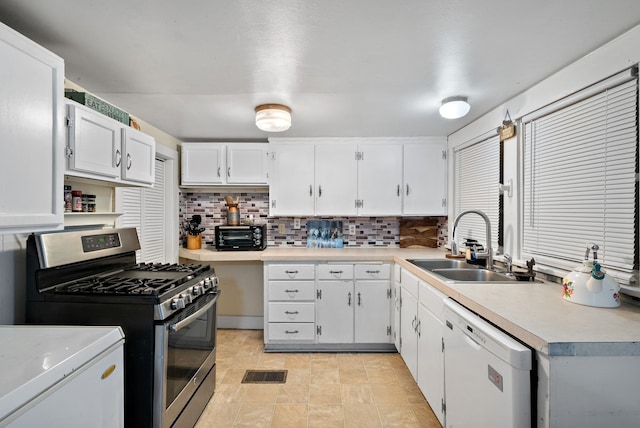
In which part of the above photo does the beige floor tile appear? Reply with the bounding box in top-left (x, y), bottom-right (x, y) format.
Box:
top-left (411, 403), bottom-right (442, 427)
top-left (257, 353), bottom-right (287, 369)
top-left (377, 404), bottom-right (420, 428)
top-left (211, 384), bottom-right (246, 404)
top-left (233, 403), bottom-right (274, 428)
top-left (344, 403), bottom-right (383, 428)
top-left (339, 367), bottom-right (368, 384)
top-left (365, 366), bottom-right (398, 384)
top-left (403, 383), bottom-right (427, 404)
top-left (285, 368), bottom-right (311, 384)
top-left (286, 354), bottom-right (312, 368)
top-left (309, 383), bottom-right (342, 403)
top-left (242, 384), bottom-right (280, 403)
top-left (308, 403), bottom-right (345, 428)
top-left (361, 353), bottom-right (394, 369)
top-left (220, 368), bottom-right (248, 384)
top-left (195, 402), bottom-right (240, 428)
top-left (272, 403), bottom-right (309, 428)
top-left (310, 367), bottom-right (340, 384)
top-left (310, 356), bottom-right (339, 369)
top-left (277, 384), bottom-right (310, 403)
top-left (369, 384), bottom-right (409, 404)
top-left (341, 384), bottom-right (374, 404)
top-left (337, 353), bottom-right (364, 369)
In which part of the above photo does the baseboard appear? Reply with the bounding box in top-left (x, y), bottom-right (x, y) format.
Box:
top-left (218, 315), bottom-right (263, 330)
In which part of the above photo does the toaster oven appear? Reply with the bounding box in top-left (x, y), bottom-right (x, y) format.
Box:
top-left (214, 225), bottom-right (266, 251)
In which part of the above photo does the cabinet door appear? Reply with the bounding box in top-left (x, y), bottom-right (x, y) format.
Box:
top-left (315, 143), bottom-right (358, 215)
top-left (400, 287), bottom-right (418, 379)
top-left (357, 144), bottom-right (403, 215)
top-left (417, 303), bottom-right (445, 426)
top-left (121, 127), bottom-right (155, 185)
top-left (269, 144), bottom-right (315, 216)
top-left (226, 143), bottom-right (268, 184)
top-left (181, 143), bottom-right (224, 185)
top-left (392, 265), bottom-right (401, 350)
top-left (0, 23), bottom-right (64, 233)
top-left (403, 141), bottom-right (447, 215)
top-left (67, 103), bottom-right (121, 179)
top-left (354, 281), bottom-right (391, 343)
top-left (316, 280), bottom-right (354, 343)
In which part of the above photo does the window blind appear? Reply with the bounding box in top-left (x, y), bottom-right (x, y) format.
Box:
top-left (453, 133), bottom-right (500, 252)
top-left (522, 77), bottom-right (638, 283)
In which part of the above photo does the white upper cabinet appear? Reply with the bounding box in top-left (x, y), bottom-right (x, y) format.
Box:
top-left (315, 143), bottom-right (358, 216)
top-left (181, 142), bottom-right (268, 186)
top-left (226, 143), bottom-right (269, 184)
top-left (0, 22), bottom-right (65, 234)
top-left (403, 138), bottom-right (447, 215)
top-left (269, 143), bottom-right (315, 216)
top-left (357, 143), bottom-right (403, 216)
top-left (66, 100), bottom-right (156, 187)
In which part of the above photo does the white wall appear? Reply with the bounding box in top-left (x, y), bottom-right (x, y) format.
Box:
top-left (447, 24), bottom-right (640, 264)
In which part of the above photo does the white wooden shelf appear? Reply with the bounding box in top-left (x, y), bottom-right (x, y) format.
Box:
top-left (63, 212), bottom-right (123, 228)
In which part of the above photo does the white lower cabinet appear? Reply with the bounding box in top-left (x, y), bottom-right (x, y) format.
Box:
top-left (264, 263), bottom-right (316, 344)
top-left (265, 262), bottom-right (393, 350)
top-left (398, 266), bottom-right (446, 426)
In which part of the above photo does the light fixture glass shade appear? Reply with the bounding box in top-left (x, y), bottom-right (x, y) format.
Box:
top-left (439, 96), bottom-right (470, 119)
top-left (255, 104), bottom-right (291, 132)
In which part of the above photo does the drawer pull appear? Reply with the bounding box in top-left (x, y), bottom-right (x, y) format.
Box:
top-left (366, 270), bottom-right (381, 274)
top-left (329, 270), bottom-right (343, 274)
top-left (285, 270), bottom-right (299, 274)
top-left (285, 330), bottom-right (299, 334)
top-left (284, 311), bottom-right (300, 315)
top-left (284, 289), bottom-right (299, 293)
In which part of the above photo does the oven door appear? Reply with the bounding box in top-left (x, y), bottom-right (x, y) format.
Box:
top-left (154, 292), bottom-right (218, 428)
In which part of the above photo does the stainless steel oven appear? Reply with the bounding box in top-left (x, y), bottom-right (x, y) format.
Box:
top-left (155, 293), bottom-right (217, 428)
top-left (25, 227), bottom-right (220, 428)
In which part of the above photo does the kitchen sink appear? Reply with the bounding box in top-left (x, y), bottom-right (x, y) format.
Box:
top-left (407, 259), bottom-right (484, 271)
top-left (430, 268), bottom-right (517, 282)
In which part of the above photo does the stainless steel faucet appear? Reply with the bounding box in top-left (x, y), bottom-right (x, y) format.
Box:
top-left (451, 209), bottom-right (493, 269)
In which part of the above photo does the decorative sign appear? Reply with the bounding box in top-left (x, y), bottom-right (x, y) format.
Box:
top-left (498, 110), bottom-right (516, 141)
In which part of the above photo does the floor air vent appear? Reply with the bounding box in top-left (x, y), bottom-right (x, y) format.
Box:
top-left (241, 370), bottom-right (288, 384)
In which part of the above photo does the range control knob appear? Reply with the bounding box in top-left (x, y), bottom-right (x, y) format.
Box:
top-left (203, 277), bottom-right (212, 289)
top-left (192, 284), bottom-right (204, 296)
top-left (183, 294), bottom-right (193, 304)
top-left (170, 297), bottom-right (185, 310)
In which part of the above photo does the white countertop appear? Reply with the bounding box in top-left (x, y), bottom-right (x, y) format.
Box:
top-left (0, 326), bottom-right (124, 420)
top-left (180, 246), bottom-right (640, 356)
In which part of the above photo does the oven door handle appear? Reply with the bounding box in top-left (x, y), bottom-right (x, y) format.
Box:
top-left (169, 294), bottom-right (218, 332)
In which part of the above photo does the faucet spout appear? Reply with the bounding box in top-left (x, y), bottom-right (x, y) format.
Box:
top-left (451, 209), bottom-right (493, 269)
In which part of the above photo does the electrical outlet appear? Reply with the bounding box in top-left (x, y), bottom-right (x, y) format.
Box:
top-left (278, 223), bottom-right (286, 234)
top-left (293, 218), bottom-right (301, 229)
top-left (349, 224), bottom-right (356, 235)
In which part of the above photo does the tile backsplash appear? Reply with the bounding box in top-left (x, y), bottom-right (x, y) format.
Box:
top-left (180, 191), bottom-right (448, 248)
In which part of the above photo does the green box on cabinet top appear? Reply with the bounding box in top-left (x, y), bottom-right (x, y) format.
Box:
top-left (65, 90), bottom-right (130, 124)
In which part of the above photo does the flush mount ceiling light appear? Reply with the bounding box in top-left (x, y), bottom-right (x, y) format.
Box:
top-left (439, 96), bottom-right (470, 119)
top-left (255, 104), bottom-right (292, 132)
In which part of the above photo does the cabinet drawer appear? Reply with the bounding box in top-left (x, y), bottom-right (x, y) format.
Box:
top-left (355, 263), bottom-right (390, 280)
top-left (317, 264), bottom-right (353, 280)
top-left (268, 323), bottom-right (316, 341)
top-left (269, 302), bottom-right (315, 322)
top-left (268, 281), bottom-right (315, 301)
top-left (419, 281), bottom-right (447, 319)
top-left (268, 264), bottom-right (315, 280)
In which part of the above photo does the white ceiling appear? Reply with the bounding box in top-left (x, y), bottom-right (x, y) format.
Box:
top-left (1, 1), bottom-right (640, 141)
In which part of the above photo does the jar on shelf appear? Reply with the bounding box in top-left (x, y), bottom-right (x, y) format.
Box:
top-left (72, 190), bottom-right (82, 212)
top-left (85, 194), bottom-right (96, 212)
top-left (64, 185), bottom-right (72, 212)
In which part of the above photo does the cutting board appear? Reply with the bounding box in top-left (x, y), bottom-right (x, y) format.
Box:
top-left (399, 218), bottom-right (438, 248)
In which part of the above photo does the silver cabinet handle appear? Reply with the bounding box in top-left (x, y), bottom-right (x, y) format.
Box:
top-left (366, 270), bottom-right (380, 274)
top-left (115, 149), bottom-right (122, 167)
top-left (357, 292), bottom-right (361, 306)
top-left (284, 289), bottom-right (299, 293)
top-left (217, 166), bottom-right (221, 177)
top-left (127, 153), bottom-right (132, 170)
top-left (329, 270), bottom-right (343, 274)
top-left (309, 185), bottom-right (313, 197)
top-left (227, 166), bottom-right (231, 177)
top-left (284, 311), bottom-right (299, 315)
top-left (285, 330), bottom-right (299, 334)
top-left (318, 185), bottom-right (322, 197)
top-left (348, 292), bottom-right (352, 306)
top-left (406, 184), bottom-right (410, 195)
top-left (285, 270), bottom-right (299, 274)
top-left (397, 184), bottom-right (400, 196)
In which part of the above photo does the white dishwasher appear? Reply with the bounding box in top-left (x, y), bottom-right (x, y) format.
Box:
top-left (443, 298), bottom-right (531, 428)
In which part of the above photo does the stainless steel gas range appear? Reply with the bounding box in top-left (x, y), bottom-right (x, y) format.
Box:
top-left (25, 227), bottom-right (220, 428)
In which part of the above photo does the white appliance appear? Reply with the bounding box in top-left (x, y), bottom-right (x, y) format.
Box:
top-left (0, 326), bottom-right (125, 427)
top-left (443, 299), bottom-right (531, 428)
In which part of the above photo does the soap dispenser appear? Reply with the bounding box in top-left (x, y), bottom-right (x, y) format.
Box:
top-left (562, 243), bottom-right (620, 308)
